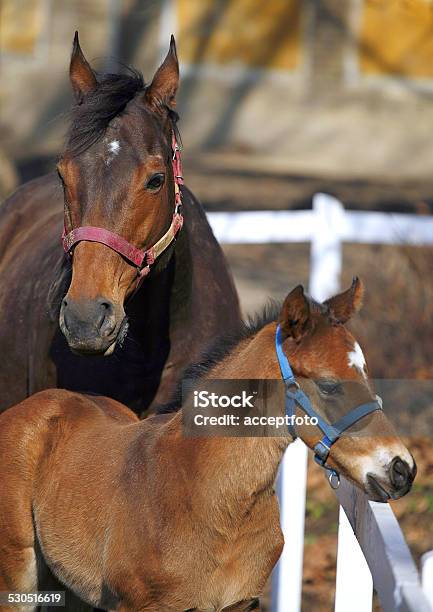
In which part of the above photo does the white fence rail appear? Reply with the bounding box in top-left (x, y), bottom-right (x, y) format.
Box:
top-left (207, 193), bottom-right (433, 612)
top-left (336, 479), bottom-right (431, 612)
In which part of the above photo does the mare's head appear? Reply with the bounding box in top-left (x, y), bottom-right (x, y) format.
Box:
top-left (58, 33), bottom-right (180, 355)
top-left (274, 278), bottom-right (416, 501)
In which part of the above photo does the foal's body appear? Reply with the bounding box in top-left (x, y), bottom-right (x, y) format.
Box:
top-left (0, 391), bottom-right (282, 611)
top-left (0, 282), bottom-right (415, 611)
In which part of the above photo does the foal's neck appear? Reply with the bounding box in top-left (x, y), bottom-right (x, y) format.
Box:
top-left (181, 322), bottom-right (291, 517)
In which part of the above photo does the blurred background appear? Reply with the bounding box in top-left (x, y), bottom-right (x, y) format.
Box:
top-left (1, 1), bottom-right (433, 610)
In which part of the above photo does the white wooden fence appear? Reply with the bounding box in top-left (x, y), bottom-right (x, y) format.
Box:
top-left (207, 193), bottom-right (433, 612)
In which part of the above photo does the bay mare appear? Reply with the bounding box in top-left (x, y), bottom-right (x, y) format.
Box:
top-left (0, 35), bottom-right (240, 415)
top-left (0, 281), bottom-right (416, 611)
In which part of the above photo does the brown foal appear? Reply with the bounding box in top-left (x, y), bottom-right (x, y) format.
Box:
top-left (0, 280), bottom-right (416, 611)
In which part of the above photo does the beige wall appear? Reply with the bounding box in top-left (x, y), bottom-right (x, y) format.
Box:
top-left (2, 0), bottom-right (433, 182)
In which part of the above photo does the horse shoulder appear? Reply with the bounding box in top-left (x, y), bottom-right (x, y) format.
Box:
top-left (0, 173), bottom-right (60, 222)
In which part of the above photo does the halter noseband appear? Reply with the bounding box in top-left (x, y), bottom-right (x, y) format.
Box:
top-left (62, 132), bottom-right (184, 283)
top-left (275, 324), bottom-right (382, 487)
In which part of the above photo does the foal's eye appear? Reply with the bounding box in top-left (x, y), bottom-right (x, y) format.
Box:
top-left (317, 380), bottom-right (342, 396)
top-left (145, 173), bottom-right (165, 191)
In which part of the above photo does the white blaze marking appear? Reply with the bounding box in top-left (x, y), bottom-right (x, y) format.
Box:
top-left (348, 342), bottom-right (367, 377)
top-left (109, 140), bottom-right (120, 154)
top-left (105, 140), bottom-right (121, 166)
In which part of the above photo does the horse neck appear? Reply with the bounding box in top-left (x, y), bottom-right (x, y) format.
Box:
top-left (167, 204), bottom-right (193, 318)
top-left (123, 198), bottom-right (192, 343)
top-left (174, 322), bottom-right (291, 519)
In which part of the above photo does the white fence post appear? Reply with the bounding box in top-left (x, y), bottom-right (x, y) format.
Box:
top-left (310, 194), bottom-right (373, 612)
top-left (335, 508), bottom-right (373, 612)
top-left (272, 440), bottom-right (308, 612)
top-left (309, 193), bottom-right (344, 301)
top-left (422, 551), bottom-right (433, 606)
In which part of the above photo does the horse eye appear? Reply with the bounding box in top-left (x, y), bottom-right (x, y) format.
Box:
top-left (146, 173), bottom-right (165, 191)
top-left (317, 380), bottom-right (342, 396)
top-left (57, 168), bottom-right (65, 184)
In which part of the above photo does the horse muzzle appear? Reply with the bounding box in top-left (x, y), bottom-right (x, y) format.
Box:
top-left (366, 455), bottom-right (417, 502)
top-left (59, 296), bottom-right (126, 355)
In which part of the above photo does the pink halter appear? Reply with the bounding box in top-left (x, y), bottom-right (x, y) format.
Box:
top-left (62, 132), bottom-right (184, 280)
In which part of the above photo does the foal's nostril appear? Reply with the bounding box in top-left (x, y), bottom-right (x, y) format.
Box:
top-left (390, 457), bottom-right (412, 490)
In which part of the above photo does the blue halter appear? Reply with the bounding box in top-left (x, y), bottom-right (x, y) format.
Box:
top-left (275, 324), bottom-right (382, 474)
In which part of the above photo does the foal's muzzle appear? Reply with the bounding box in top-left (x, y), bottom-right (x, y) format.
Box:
top-left (59, 297), bottom-right (125, 355)
top-left (367, 455), bottom-right (417, 502)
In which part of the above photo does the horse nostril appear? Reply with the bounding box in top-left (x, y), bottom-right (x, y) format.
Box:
top-left (390, 457), bottom-right (411, 490)
top-left (61, 298), bottom-right (72, 332)
top-left (96, 299), bottom-right (116, 336)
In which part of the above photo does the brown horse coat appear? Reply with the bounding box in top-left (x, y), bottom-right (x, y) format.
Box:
top-left (0, 37), bottom-right (240, 415)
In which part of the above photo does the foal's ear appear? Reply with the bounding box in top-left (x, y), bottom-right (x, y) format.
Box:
top-left (325, 277), bottom-right (364, 323)
top-left (279, 285), bottom-right (311, 342)
top-left (145, 36), bottom-right (179, 113)
top-left (70, 31), bottom-right (97, 103)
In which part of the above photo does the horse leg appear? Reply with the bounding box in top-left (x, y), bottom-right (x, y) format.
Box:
top-left (0, 546), bottom-right (38, 612)
top-left (36, 552), bottom-right (93, 612)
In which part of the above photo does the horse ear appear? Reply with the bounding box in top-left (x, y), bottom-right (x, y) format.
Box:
top-left (70, 31), bottom-right (97, 103)
top-left (325, 277), bottom-right (364, 323)
top-left (279, 285), bottom-right (311, 342)
top-left (145, 35), bottom-right (179, 113)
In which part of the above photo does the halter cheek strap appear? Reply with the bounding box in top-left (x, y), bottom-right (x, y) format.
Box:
top-left (62, 131), bottom-right (184, 283)
top-left (275, 324), bottom-right (382, 473)
top-left (62, 207), bottom-right (183, 278)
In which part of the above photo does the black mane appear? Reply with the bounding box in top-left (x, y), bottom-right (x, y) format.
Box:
top-left (66, 69), bottom-right (145, 156)
top-left (156, 301), bottom-right (281, 414)
top-left (66, 67), bottom-right (180, 156)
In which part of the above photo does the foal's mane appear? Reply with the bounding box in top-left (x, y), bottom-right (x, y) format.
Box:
top-left (157, 301), bottom-right (281, 414)
top-left (66, 67), bottom-right (180, 157)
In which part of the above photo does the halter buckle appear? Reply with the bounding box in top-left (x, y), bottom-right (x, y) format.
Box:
top-left (328, 469), bottom-right (340, 489)
top-left (313, 438), bottom-right (331, 466)
top-left (138, 265), bottom-right (151, 278)
top-left (284, 379), bottom-right (300, 391)
top-left (172, 144), bottom-right (182, 159)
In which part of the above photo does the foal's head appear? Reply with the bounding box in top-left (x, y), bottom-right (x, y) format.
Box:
top-left (274, 279), bottom-right (416, 501)
top-left (57, 33), bottom-right (180, 355)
